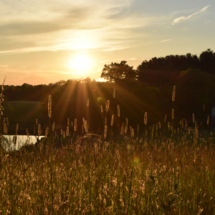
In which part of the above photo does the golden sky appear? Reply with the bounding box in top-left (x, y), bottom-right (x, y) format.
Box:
top-left (0, 0), bottom-right (214, 85)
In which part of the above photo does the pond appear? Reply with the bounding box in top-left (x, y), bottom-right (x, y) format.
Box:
top-left (0, 135), bottom-right (45, 152)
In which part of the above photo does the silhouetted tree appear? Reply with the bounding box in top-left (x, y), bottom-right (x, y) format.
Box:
top-left (101, 61), bottom-right (136, 82)
top-left (200, 49), bottom-right (215, 74)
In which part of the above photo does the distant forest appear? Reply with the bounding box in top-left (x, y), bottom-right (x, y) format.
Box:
top-left (2, 49), bottom-right (215, 134)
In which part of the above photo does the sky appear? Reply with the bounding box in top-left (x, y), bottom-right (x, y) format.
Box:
top-left (0, 0), bottom-right (214, 85)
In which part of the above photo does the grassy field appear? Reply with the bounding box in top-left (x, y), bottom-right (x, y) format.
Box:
top-left (1, 89), bottom-right (215, 214)
top-left (1, 135), bottom-right (215, 214)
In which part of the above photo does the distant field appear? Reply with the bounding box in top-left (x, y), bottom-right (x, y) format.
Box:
top-left (4, 101), bottom-right (44, 126)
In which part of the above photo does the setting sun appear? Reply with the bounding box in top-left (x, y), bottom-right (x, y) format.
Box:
top-left (68, 54), bottom-right (93, 74)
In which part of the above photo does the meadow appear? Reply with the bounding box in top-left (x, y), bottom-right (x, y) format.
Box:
top-left (0, 86), bottom-right (215, 215)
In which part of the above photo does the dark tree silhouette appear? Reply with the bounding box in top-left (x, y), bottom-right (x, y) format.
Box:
top-left (101, 61), bottom-right (136, 82)
top-left (199, 49), bottom-right (215, 74)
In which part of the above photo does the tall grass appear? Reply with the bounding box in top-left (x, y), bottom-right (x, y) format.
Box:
top-left (0, 86), bottom-right (215, 214)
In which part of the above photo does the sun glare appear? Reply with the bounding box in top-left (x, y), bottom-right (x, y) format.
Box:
top-left (68, 54), bottom-right (93, 74)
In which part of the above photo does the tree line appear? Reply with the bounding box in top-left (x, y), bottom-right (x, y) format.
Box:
top-left (101, 49), bottom-right (215, 85)
top-left (2, 49), bottom-right (215, 134)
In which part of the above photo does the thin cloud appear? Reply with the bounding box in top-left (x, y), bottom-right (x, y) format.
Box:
top-left (0, 0), bottom-right (170, 54)
top-left (0, 64), bottom-right (9, 68)
top-left (172, 5), bottom-right (210, 25)
top-left (160, 39), bottom-right (172, 43)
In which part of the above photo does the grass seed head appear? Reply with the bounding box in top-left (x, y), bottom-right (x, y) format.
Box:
top-left (38, 124), bottom-right (41, 136)
top-left (172, 85), bottom-right (176, 102)
top-left (66, 126), bottom-right (69, 136)
top-left (144, 112), bottom-right (147, 125)
top-left (84, 120), bottom-right (88, 133)
top-left (192, 113), bottom-right (195, 123)
top-left (171, 109), bottom-right (174, 120)
top-left (52, 122), bottom-right (55, 132)
top-left (104, 125), bottom-right (107, 139)
top-left (125, 118), bottom-right (128, 134)
top-left (48, 95), bottom-right (52, 118)
top-left (74, 119), bottom-right (77, 132)
top-left (117, 105), bottom-right (120, 117)
top-left (111, 115), bottom-right (114, 126)
top-left (3, 123), bottom-right (7, 134)
top-left (105, 100), bottom-right (110, 112)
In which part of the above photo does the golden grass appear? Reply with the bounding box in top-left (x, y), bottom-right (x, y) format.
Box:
top-left (1, 136), bottom-right (215, 214)
top-left (1, 88), bottom-right (215, 214)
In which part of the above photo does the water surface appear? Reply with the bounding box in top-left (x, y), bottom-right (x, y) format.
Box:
top-left (1, 135), bottom-right (45, 151)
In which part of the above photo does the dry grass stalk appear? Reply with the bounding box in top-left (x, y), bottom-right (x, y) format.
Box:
top-left (192, 113), bottom-right (195, 123)
top-left (144, 112), bottom-right (147, 125)
top-left (26, 128), bottom-right (29, 136)
top-left (48, 95), bottom-right (52, 118)
top-left (105, 100), bottom-right (110, 112)
top-left (84, 120), bottom-right (88, 133)
top-left (13, 135), bottom-right (17, 144)
top-left (52, 122), bottom-right (55, 132)
top-left (164, 114), bottom-right (167, 122)
top-left (117, 105), bottom-right (120, 117)
top-left (104, 125), bottom-right (107, 138)
top-left (181, 119), bottom-right (184, 128)
top-left (207, 116), bottom-right (210, 125)
top-left (16, 123), bottom-right (19, 135)
top-left (111, 115), bottom-right (114, 126)
top-left (66, 126), bottom-right (69, 136)
top-left (131, 128), bottom-right (134, 138)
top-left (74, 119), bottom-right (77, 132)
top-left (171, 109), bottom-right (174, 120)
top-left (172, 85), bottom-right (176, 102)
top-left (3, 123), bottom-right (7, 134)
top-left (125, 118), bottom-right (128, 134)
top-left (145, 129), bottom-right (147, 136)
top-left (38, 124), bottom-right (41, 136)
